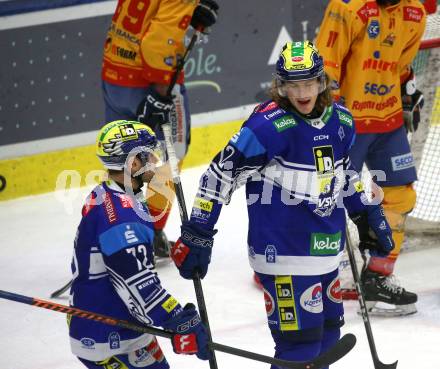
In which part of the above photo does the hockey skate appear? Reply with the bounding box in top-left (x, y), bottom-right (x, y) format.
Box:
top-left (153, 230), bottom-right (174, 267)
top-left (360, 269), bottom-right (418, 317)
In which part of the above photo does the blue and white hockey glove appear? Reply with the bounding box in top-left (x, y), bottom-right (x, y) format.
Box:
top-left (171, 221), bottom-right (217, 279)
top-left (162, 303), bottom-right (210, 360)
top-left (350, 205), bottom-right (394, 257)
top-left (136, 86), bottom-right (174, 131)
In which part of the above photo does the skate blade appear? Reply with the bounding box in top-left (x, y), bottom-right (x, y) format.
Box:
top-left (358, 301), bottom-right (417, 317)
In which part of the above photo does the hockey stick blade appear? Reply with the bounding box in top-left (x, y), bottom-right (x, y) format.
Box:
top-left (50, 279), bottom-right (72, 298)
top-left (0, 289), bottom-right (356, 369)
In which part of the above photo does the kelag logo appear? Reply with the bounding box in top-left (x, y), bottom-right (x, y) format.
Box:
top-left (310, 232), bottom-right (341, 255)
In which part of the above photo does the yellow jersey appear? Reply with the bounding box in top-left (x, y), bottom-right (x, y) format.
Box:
top-left (102, 0), bottom-right (198, 87)
top-left (316, 0), bottom-right (426, 133)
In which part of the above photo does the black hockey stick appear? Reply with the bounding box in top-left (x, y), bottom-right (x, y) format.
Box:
top-left (50, 279), bottom-right (72, 298)
top-left (345, 227), bottom-right (398, 369)
top-left (160, 29), bottom-right (219, 369)
top-left (0, 289), bottom-right (356, 369)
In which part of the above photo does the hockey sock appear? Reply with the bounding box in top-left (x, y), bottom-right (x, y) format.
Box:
top-left (270, 340), bottom-right (321, 369)
top-left (318, 327), bottom-right (341, 369)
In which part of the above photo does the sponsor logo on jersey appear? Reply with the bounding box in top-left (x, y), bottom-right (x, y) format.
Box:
top-left (82, 191), bottom-right (97, 217)
top-left (364, 82), bottom-right (395, 96)
top-left (104, 192), bottom-right (117, 223)
top-left (162, 296), bottom-right (179, 313)
top-left (193, 197), bottom-right (213, 212)
top-left (275, 277), bottom-right (298, 330)
top-left (313, 146), bottom-right (335, 174)
top-left (328, 11), bottom-right (346, 23)
top-left (327, 277), bottom-right (342, 303)
top-left (265, 244), bottom-right (277, 263)
top-left (313, 135), bottom-right (329, 141)
top-left (118, 194), bottom-right (134, 208)
top-left (146, 338), bottom-right (165, 362)
top-left (264, 109), bottom-right (284, 120)
top-left (111, 45), bottom-right (137, 60)
top-left (381, 33), bottom-right (396, 47)
top-left (362, 57), bottom-right (398, 73)
top-left (357, 1), bottom-right (379, 24)
top-left (109, 24), bottom-right (140, 45)
top-left (367, 20), bottom-right (380, 39)
top-left (257, 101), bottom-right (278, 113)
top-left (80, 337), bottom-right (96, 349)
top-left (310, 231), bottom-right (341, 255)
top-left (263, 288), bottom-right (275, 316)
top-left (273, 116), bottom-right (297, 132)
top-left (354, 181), bottom-right (364, 192)
top-left (391, 153), bottom-right (415, 171)
top-left (109, 332), bottom-right (121, 350)
top-left (300, 283), bottom-right (323, 313)
top-left (403, 6), bottom-right (423, 23)
top-left (351, 96), bottom-right (398, 112)
top-left (336, 110), bottom-right (353, 127)
top-left (132, 347), bottom-right (154, 366)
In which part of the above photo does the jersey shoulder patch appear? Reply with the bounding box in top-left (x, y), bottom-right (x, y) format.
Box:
top-left (334, 103), bottom-right (355, 128)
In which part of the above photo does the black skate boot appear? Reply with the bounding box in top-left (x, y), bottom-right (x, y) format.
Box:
top-left (360, 269), bottom-right (417, 316)
top-left (153, 229), bottom-right (172, 258)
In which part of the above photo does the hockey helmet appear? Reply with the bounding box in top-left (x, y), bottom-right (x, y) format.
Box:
top-left (96, 120), bottom-right (162, 170)
top-left (275, 41), bottom-right (324, 82)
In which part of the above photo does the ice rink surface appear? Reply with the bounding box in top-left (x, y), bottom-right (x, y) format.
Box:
top-left (1, 166), bottom-right (439, 369)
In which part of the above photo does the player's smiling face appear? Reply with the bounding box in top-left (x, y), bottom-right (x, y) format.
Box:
top-left (284, 79), bottom-right (320, 115)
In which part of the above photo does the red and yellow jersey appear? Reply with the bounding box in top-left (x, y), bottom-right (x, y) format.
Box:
top-left (102, 0), bottom-right (198, 87)
top-left (316, 0), bottom-right (426, 133)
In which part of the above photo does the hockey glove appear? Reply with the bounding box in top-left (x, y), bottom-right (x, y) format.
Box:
top-left (171, 221), bottom-right (217, 279)
top-left (401, 69), bottom-right (424, 132)
top-left (136, 86), bottom-right (174, 131)
top-left (191, 0), bottom-right (219, 32)
top-left (162, 303), bottom-right (210, 360)
top-left (350, 205), bottom-right (394, 257)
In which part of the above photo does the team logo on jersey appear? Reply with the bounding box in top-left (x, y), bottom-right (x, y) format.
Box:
top-left (310, 231), bottom-right (341, 256)
top-left (327, 277), bottom-right (343, 303)
top-left (367, 20), bottom-right (380, 39)
top-left (109, 332), bottom-right (121, 350)
top-left (265, 244), bottom-right (277, 263)
top-left (300, 283), bottom-right (323, 313)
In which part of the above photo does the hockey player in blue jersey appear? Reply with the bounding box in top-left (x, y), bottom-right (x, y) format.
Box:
top-left (169, 41), bottom-right (395, 367)
top-left (69, 120), bottom-right (209, 369)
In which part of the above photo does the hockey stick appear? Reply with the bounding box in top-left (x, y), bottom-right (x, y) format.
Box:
top-left (160, 29), bottom-right (219, 369)
top-left (0, 289), bottom-right (356, 369)
top-left (345, 227), bottom-right (398, 369)
top-left (50, 279), bottom-right (72, 298)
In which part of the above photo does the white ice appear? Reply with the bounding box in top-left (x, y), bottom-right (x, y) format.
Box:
top-left (1, 165), bottom-right (439, 369)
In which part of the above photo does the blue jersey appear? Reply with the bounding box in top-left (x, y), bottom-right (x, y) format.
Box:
top-left (190, 101), bottom-right (368, 276)
top-left (69, 180), bottom-right (182, 361)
